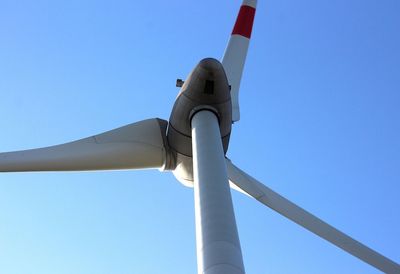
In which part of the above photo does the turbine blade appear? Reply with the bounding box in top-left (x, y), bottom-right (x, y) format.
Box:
top-left (221, 0), bottom-right (257, 122)
top-left (0, 118), bottom-right (172, 172)
top-left (226, 159), bottom-right (400, 274)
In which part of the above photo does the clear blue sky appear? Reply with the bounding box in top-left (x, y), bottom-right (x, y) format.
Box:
top-left (0, 0), bottom-right (399, 273)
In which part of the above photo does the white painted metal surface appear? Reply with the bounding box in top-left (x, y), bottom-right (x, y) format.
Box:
top-left (222, 35), bottom-right (250, 122)
top-left (242, 0), bottom-right (257, 8)
top-left (0, 118), bottom-right (168, 172)
top-left (226, 159), bottom-right (400, 274)
top-left (191, 111), bottom-right (245, 274)
top-left (222, 0), bottom-right (257, 122)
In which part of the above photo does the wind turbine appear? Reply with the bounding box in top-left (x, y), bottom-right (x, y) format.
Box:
top-left (1, 0), bottom-right (399, 273)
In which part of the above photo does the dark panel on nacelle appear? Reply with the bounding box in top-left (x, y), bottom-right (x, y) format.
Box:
top-left (167, 58), bottom-right (232, 157)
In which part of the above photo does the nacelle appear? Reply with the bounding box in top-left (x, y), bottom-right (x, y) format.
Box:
top-left (167, 58), bottom-right (232, 158)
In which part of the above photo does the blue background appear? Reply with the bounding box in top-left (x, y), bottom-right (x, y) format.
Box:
top-left (0, 0), bottom-right (399, 273)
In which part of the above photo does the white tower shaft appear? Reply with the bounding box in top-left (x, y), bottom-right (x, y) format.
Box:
top-left (191, 110), bottom-right (245, 274)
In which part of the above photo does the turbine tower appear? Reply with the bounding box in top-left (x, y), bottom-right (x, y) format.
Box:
top-left (1, 1), bottom-right (399, 273)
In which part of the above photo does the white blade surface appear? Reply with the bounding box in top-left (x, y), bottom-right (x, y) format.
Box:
top-left (226, 159), bottom-right (400, 274)
top-left (0, 118), bottom-right (169, 172)
top-left (221, 0), bottom-right (257, 122)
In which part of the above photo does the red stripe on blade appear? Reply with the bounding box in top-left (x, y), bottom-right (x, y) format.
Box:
top-left (232, 5), bottom-right (256, 39)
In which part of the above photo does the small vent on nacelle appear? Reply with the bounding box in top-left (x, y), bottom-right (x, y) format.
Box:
top-left (204, 80), bottom-right (214, 94)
